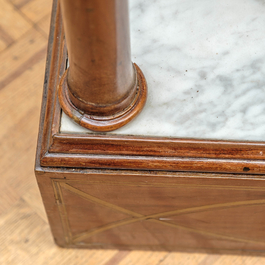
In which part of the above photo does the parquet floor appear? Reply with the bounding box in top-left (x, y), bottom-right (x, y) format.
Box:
top-left (1, 0), bottom-right (265, 264)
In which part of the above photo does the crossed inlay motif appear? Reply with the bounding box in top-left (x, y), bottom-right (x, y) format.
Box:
top-left (52, 179), bottom-right (265, 247)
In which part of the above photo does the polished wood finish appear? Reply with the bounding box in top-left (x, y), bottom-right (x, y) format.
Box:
top-left (41, 153), bottom-right (265, 174)
top-left (60, 0), bottom-right (135, 115)
top-left (36, 168), bottom-right (265, 252)
top-left (58, 64), bottom-right (147, 132)
top-left (39, 0), bottom-right (265, 176)
top-left (35, 0), bottom-right (265, 254)
top-left (58, 0), bottom-right (147, 132)
top-left (50, 133), bottom-right (265, 161)
top-left (4, 0), bottom-right (265, 263)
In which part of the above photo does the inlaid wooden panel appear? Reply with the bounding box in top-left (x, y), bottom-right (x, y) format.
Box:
top-left (36, 169), bottom-right (265, 253)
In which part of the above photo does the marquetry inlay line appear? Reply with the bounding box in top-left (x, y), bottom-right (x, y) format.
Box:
top-left (52, 181), bottom-right (72, 245)
top-left (60, 182), bottom-right (143, 218)
top-left (53, 179), bottom-right (265, 192)
top-left (55, 181), bottom-right (265, 246)
top-left (73, 218), bottom-right (143, 243)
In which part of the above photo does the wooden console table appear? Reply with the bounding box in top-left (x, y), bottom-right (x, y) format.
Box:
top-left (35, 0), bottom-right (265, 253)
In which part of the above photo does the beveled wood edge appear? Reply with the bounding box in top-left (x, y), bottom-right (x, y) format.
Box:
top-left (35, 0), bottom-right (60, 167)
top-left (35, 166), bottom-right (265, 181)
top-left (35, 0), bottom-right (66, 165)
top-left (36, 0), bottom-right (265, 175)
top-left (41, 153), bottom-right (265, 175)
top-left (51, 32), bottom-right (67, 136)
top-left (50, 133), bottom-right (265, 160)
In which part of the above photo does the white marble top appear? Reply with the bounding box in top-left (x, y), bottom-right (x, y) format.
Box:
top-left (61, 0), bottom-right (265, 141)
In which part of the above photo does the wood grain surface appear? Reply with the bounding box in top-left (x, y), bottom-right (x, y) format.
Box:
top-left (39, 0), bottom-right (265, 177)
top-left (60, 0), bottom-right (137, 115)
top-left (58, 0), bottom-right (148, 132)
top-left (1, 0), bottom-right (265, 263)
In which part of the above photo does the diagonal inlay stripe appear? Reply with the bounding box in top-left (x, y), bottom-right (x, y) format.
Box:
top-left (60, 182), bottom-right (142, 218)
top-left (55, 181), bottom-right (72, 244)
top-left (150, 219), bottom-right (265, 246)
top-left (73, 217), bottom-right (141, 243)
top-left (60, 183), bottom-right (265, 245)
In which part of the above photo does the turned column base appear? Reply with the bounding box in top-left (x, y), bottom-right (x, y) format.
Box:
top-left (58, 64), bottom-right (147, 132)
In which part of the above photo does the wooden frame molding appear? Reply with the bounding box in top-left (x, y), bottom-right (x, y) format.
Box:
top-left (37, 0), bottom-right (265, 175)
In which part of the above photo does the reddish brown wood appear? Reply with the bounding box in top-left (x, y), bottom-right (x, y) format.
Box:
top-left (58, 63), bottom-right (147, 132)
top-left (58, 0), bottom-right (147, 132)
top-left (41, 153), bottom-right (265, 175)
top-left (38, 0), bottom-right (65, 158)
top-left (37, 0), bottom-right (265, 175)
top-left (50, 133), bottom-right (265, 160)
top-left (35, 0), bottom-right (265, 253)
top-left (36, 168), bottom-right (265, 253)
top-left (60, 0), bottom-right (135, 115)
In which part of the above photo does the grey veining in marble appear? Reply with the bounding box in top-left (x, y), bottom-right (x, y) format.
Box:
top-left (61, 0), bottom-right (265, 141)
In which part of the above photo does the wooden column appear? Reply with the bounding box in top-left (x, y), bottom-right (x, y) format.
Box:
top-left (58, 0), bottom-right (147, 132)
